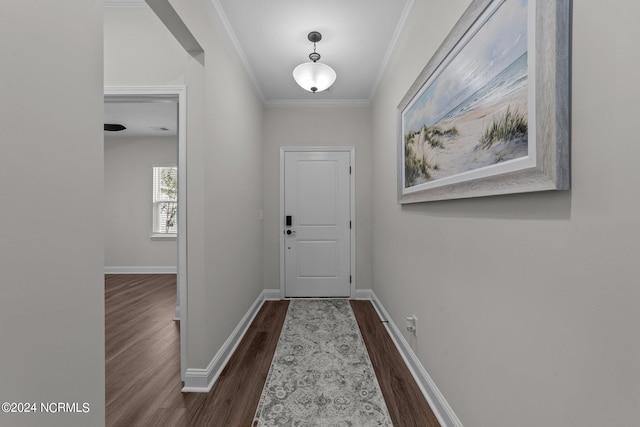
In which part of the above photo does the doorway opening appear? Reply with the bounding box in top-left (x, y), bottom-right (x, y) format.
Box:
top-left (104, 86), bottom-right (188, 381)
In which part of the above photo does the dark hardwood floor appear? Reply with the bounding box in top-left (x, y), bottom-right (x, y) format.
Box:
top-left (105, 274), bottom-right (184, 426)
top-left (351, 300), bottom-right (440, 427)
top-left (183, 300), bottom-right (289, 426)
top-left (105, 275), bottom-right (439, 426)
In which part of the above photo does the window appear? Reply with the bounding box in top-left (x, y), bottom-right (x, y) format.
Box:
top-left (152, 166), bottom-right (177, 235)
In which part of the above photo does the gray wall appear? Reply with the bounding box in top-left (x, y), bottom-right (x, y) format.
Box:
top-left (0, 1), bottom-right (105, 426)
top-left (172, 1), bottom-right (265, 368)
top-left (262, 107), bottom-right (373, 291)
top-left (104, 6), bottom-right (187, 85)
top-left (371, 1), bottom-right (640, 426)
top-left (104, 135), bottom-right (178, 269)
top-left (105, 3), bottom-right (265, 371)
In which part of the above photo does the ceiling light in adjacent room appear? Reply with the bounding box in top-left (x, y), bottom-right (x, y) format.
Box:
top-left (104, 124), bottom-right (126, 131)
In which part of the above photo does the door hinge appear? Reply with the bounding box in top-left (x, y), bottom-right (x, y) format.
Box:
top-left (349, 220), bottom-right (352, 229)
top-left (349, 166), bottom-right (352, 175)
top-left (350, 275), bottom-right (352, 283)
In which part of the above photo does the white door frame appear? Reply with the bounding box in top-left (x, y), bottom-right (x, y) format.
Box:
top-left (279, 146), bottom-right (356, 299)
top-left (104, 85), bottom-right (188, 382)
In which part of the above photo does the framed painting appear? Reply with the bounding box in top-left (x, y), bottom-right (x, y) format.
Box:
top-left (397, 0), bottom-right (570, 203)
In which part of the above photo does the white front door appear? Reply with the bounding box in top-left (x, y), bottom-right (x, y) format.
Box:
top-left (283, 150), bottom-right (352, 297)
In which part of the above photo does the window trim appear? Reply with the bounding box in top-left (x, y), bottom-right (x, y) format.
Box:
top-left (152, 165), bottom-right (178, 237)
top-left (150, 233), bottom-right (177, 241)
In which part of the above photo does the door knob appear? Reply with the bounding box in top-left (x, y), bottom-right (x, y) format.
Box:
top-left (286, 229), bottom-right (296, 235)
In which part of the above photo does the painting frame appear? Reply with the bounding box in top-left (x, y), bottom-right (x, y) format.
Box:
top-left (397, 0), bottom-right (570, 204)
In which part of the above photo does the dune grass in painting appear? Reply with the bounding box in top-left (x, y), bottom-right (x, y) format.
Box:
top-left (404, 125), bottom-right (458, 186)
top-left (478, 107), bottom-right (528, 149)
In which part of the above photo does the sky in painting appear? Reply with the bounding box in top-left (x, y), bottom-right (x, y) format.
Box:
top-left (405, 0), bottom-right (528, 131)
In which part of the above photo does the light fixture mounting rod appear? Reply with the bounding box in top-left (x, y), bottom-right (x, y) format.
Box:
top-left (307, 31), bottom-right (322, 62)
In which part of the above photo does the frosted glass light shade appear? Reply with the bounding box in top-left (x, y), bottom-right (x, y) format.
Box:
top-left (292, 62), bottom-right (337, 93)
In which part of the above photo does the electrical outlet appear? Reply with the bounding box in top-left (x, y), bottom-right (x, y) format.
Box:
top-left (406, 315), bottom-right (417, 336)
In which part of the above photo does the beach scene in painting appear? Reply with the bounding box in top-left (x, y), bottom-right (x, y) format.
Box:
top-left (403, 0), bottom-right (529, 188)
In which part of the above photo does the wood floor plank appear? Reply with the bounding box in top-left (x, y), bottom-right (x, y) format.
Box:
top-left (106, 276), bottom-right (440, 426)
top-left (184, 300), bottom-right (289, 426)
top-left (351, 300), bottom-right (441, 427)
top-left (105, 274), bottom-right (181, 427)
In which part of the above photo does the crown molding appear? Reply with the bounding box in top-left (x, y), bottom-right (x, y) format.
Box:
top-left (368, 0), bottom-right (417, 101)
top-left (207, 0), bottom-right (266, 103)
top-left (265, 98), bottom-right (370, 108)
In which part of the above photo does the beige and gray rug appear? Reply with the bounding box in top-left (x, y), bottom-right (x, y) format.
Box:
top-left (253, 299), bottom-right (393, 426)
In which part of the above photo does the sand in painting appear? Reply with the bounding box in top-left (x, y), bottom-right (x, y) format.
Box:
top-left (428, 86), bottom-right (527, 182)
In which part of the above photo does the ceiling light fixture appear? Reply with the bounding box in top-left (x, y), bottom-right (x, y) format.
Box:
top-left (292, 31), bottom-right (336, 94)
top-left (104, 124), bottom-right (126, 131)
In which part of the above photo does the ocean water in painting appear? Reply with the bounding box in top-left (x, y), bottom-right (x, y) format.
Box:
top-left (437, 52), bottom-right (527, 124)
top-left (403, 0), bottom-right (529, 188)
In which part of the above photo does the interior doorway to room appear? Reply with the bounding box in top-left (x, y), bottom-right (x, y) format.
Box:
top-left (104, 87), bottom-right (187, 381)
top-left (280, 148), bottom-right (355, 298)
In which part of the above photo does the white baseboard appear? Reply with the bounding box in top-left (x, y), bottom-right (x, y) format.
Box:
top-left (104, 266), bottom-right (177, 274)
top-left (179, 286), bottom-right (462, 427)
top-left (354, 288), bottom-right (374, 300)
top-left (263, 288), bottom-right (281, 300)
top-left (365, 289), bottom-right (463, 427)
top-left (181, 289), bottom-right (271, 392)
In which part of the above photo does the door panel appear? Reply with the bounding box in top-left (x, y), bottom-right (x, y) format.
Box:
top-left (297, 240), bottom-right (339, 277)
top-left (297, 161), bottom-right (337, 226)
top-left (284, 151), bottom-right (351, 297)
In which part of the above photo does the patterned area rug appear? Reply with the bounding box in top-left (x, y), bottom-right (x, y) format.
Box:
top-left (253, 299), bottom-right (393, 426)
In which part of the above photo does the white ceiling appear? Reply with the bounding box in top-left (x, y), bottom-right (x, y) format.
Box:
top-left (213, 0), bottom-right (413, 104)
top-left (104, 101), bottom-right (177, 139)
top-left (104, 0), bottom-right (414, 134)
top-left (104, 0), bottom-right (414, 104)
